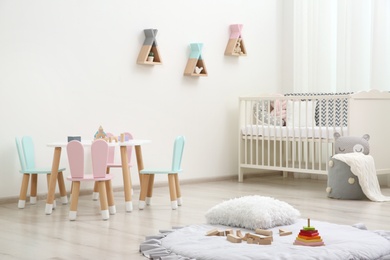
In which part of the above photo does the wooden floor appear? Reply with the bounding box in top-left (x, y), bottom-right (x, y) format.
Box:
top-left (1, 175), bottom-right (390, 259)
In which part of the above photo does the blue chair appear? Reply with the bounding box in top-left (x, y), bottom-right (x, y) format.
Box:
top-left (139, 136), bottom-right (185, 210)
top-left (15, 136), bottom-right (68, 209)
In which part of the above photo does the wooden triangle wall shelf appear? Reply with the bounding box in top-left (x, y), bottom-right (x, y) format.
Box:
top-left (137, 29), bottom-right (162, 65)
top-left (184, 43), bottom-right (208, 77)
top-left (225, 24), bottom-right (247, 56)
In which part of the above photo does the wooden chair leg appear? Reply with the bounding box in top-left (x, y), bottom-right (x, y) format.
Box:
top-left (46, 174), bottom-right (56, 209)
top-left (98, 181), bottom-right (109, 220)
top-left (30, 174), bottom-right (38, 204)
top-left (18, 174), bottom-right (30, 209)
top-left (92, 168), bottom-right (109, 201)
top-left (146, 174), bottom-right (154, 205)
top-left (67, 180), bottom-right (73, 198)
top-left (168, 174), bottom-right (178, 210)
top-left (105, 180), bottom-right (116, 215)
top-left (92, 182), bottom-right (99, 201)
top-left (69, 181), bottom-right (80, 221)
top-left (46, 174), bottom-right (51, 189)
top-left (57, 172), bottom-right (68, 204)
top-left (174, 174), bottom-right (182, 206)
top-left (139, 174), bottom-right (150, 209)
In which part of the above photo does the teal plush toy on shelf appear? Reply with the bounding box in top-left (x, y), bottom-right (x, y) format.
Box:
top-left (326, 132), bottom-right (370, 200)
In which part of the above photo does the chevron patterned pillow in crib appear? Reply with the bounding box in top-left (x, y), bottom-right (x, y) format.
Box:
top-left (205, 195), bottom-right (300, 230)
top-left (284, 92), bottom-right (352, 126)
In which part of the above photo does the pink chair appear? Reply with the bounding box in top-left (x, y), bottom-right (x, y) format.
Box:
top-left (92, 132), bottom-right (134, 200)
top-left (67, 139), bottom-right (115, 221)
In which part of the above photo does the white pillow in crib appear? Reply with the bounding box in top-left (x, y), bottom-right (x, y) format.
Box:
top-left (205, 195), bottom-right (300, 230)
top-left (286, 100), bottom-right (316, 127)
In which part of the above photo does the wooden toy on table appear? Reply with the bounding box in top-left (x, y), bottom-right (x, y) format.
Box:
top-left (94, 126), bottom-right (107, 140)
top-left (109, 136), bottom-right (118, 143)
top-left (293, 218), bottom-right (325, 246)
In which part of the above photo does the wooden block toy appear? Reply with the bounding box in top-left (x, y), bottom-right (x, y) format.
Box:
top-left (279, 229), bottom-right (293, 236)
top-left (299, 230), bottom-right (319, 237)
top-left (94, 125), bottom-right (107, 140)
top-left (236, 230), bottom-right (244, 239)
top-left (247, 233), bottom-right (273, 243)
top-left (247, 238), bottom-right (254, 244)
top-left (218, 231), bottom-right (225, 236)
top-left (120, 133), bottom-right (125, 142)
top-left (294, 218), bottom-right (325, 246)
top-left (109, 136), bottom-right (118, 143)
top-left (279, 231), bottom-right (293, 236)
top-left (227, 234), bottom-right (242, 243)
top-left (206, 229), bottom-right (219, 236)
top-left (225, 229), bottom-right (233, 236)
top-left (255, 228), bottom-right (273, 236)
top-left (303, 218), bottom-right (315, 230)
top-left (258, 239), bottom-right (272, 245)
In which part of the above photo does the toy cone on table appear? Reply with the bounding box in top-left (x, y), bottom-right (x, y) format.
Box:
top-left (293, 218), bottom-right (325, 246)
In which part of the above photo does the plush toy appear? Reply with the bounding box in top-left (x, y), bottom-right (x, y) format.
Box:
top-left (271, 98), bottom-right (287, 125)
top-left (334, 132), bottom-right (370, 155)
top-left (234, 38), bottom-right (243, 54)
top-left (326, 132), bottom-right (369, 200)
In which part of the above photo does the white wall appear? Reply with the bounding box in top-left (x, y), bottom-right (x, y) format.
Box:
top-left (0, 0), bottom-right (283, 198)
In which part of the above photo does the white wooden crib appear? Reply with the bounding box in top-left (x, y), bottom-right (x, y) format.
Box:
top-left (238, 90), bottom-right (390, 185)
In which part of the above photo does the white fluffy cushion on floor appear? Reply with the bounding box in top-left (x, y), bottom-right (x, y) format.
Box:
top-left (205, 195), bottom-right (300, 230)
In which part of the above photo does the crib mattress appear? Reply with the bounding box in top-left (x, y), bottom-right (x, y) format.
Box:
top-left (241, 125), bottom-right (347, 139)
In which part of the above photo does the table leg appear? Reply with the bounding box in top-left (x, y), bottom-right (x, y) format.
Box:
top-left (45, 147), bottom-right (61, 215)
top-left (135, 145), bottom-right (149, 209)
top-left (120, 145), bottom-right (133, 212)
top-left (57, 171), bottom-right (68, 204)
top-left (135, 145), bottom-right (144, 184)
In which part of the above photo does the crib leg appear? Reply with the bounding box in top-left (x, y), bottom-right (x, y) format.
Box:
top-left (238, 168), bottom-right (244, 183)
